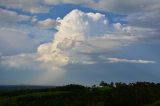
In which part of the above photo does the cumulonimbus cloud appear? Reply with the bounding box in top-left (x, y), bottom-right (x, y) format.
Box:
top-left (37, 9), bottom-right (138, 64)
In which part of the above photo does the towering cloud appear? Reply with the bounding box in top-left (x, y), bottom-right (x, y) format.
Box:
top-left (37, 9), bottom-right (136, 64)
top-left (38, 9), bottom-right (108, 63)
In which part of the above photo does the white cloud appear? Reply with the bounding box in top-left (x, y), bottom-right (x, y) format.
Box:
top-left (0, 0), bottom-right (49, 14)
top-left (29, 6), bottom-right (49, 14)
top-left (1, 0), bottom-right (160, 17)
top-left (56, 9), bottom-right (109, 37)
top-left (0, 54), bottom-right (36, 69)
top-left (0, 8), bottom-right (31, 24)
top-left (43, 0), bottom-right (160, 15)
top-left (44, 0), bottom-right (89, 5)
top-left (34, 18), bottom-right (58, 29)
top-left (127, 11), bottom-right (160, 29)
top-left (0, 11), bottom-right (56, 56)
top-left (0, 8), bottom-right (56, 55)
top-left (87, 0), bottom-right (160, 14)
top-left (0, 8), bottom-right (54, 46)
top-left (0, 28), bottom-right (39, 55)
top-left (106, 58), bottom-right (156, 64)
top-left (81, 60), bottom-right (96, 65)
top-left (113, 23), bottom-right (155, 39)
top-left (0, 53), bottom-right (65, 84)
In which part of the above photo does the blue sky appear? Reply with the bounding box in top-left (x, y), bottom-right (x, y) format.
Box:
top-left (0, 0), bottom-right (160, 85)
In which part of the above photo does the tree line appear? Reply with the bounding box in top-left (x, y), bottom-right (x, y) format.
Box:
top-left (0, 81), bottom-right (160, 106)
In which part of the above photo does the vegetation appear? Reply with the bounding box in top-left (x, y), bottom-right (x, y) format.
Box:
top-left (0, 82), bottom-right (160, 106)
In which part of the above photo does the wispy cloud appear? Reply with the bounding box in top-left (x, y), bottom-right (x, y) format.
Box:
top-left (106, 58), bottom-right (156, 64)
top-left (0, 0), bottom-right (49, 13)
top-left (0, 8), bottom-right (31, 24)
top-left (33, 18), bottom-right (58, 29)
top-left (0, 28), bottom-right (38, 55)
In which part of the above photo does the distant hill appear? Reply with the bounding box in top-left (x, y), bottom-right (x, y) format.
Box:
top-left (0, 85), bottom-right (56, 90)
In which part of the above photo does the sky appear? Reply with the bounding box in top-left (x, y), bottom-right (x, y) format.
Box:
top-left (0, 0), bottom-right (160, 85)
